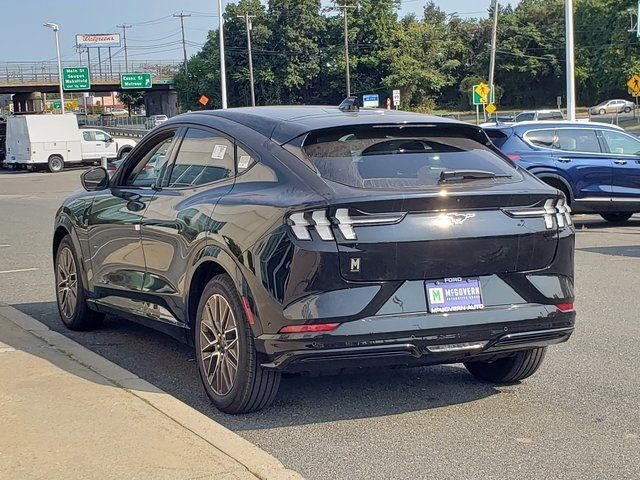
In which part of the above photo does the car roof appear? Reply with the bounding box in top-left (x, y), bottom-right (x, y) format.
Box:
top-left (168, 106), bottom-right (462, 145)
top-left (484, 120), bottom-right (625, 132)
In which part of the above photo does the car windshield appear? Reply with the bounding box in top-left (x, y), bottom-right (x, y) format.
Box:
top-left (300, 125), bottom-right (516, 189)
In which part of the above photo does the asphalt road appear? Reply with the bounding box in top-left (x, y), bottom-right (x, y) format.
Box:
top-left (1, 168), bottom-right (638, 480)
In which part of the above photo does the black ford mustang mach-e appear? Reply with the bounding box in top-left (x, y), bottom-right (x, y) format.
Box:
top-left (53, 105), bottom-right (575, 413)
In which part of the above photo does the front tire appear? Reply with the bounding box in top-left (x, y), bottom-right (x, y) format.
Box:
top-left (54, 236), bottom-right (104, 330)
top-left (598, 108), bottom-right (606, 115)
top-left (624, 106), bottom-right (631, 113)
top-left (464, 347), bottom-right (547, 383)
top-left (195, 274), bottom-right (280, 414)
top-left (48, 155), bottom-right (64, 173)
top-left (601, 213), bottom-right (633, 223)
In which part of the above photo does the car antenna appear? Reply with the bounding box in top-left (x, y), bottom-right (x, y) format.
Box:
top-left (339, 96), bottom-right (360, 112)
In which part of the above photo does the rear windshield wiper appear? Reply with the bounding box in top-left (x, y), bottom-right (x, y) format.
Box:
top-left (438, 169), bottom-right (512, 183)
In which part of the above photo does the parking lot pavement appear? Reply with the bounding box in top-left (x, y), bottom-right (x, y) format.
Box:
top-left (1, 169), bottom-right (639, 480)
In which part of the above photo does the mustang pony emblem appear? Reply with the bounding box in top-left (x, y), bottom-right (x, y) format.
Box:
top-left (445, 213), bottom-right (476, 225)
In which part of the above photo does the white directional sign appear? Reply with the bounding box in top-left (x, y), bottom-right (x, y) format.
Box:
top-left (393, 89), bottom-right (401, 106)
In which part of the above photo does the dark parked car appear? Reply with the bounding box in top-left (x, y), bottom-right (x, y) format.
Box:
top-left (484, 121), bottom-right (640, 223)
top-left (53, 106), bottom-right (576, 413)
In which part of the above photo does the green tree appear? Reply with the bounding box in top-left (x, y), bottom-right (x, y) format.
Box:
top-left (117, 91), bottom-right (144, 115)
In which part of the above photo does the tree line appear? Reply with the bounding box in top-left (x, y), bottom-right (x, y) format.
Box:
top-left (174, 0), bottom-right (640, 111)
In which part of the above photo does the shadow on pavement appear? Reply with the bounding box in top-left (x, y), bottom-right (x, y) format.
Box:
top-left (573, 216), bottom-right (640, 231)
top-left (577, 245), bottom-right (640, 258)
top-left (15, 301), bottom-right (501, 430)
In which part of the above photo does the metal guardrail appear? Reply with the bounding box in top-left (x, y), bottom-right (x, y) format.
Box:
top-left (0, 60), bottom-right (181, 85)
top-left (103, 126), bottom-right (150, 138)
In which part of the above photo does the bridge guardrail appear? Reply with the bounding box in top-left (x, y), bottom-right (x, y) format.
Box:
top-left (103, 126), bottom-right (150, 139)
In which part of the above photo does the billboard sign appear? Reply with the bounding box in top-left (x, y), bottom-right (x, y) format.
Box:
top-left (75, 34), bottom-right (121, 48)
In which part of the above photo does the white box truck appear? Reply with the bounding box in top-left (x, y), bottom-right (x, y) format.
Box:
top-left (4, 114), bottom-right (136, 173)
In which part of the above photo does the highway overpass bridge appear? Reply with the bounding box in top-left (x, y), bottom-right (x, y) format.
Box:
top-left (0, 60), bottom-right (181, 116)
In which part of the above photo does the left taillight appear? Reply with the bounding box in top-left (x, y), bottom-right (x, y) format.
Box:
top-left (287, 209), bottom-right (405, 241)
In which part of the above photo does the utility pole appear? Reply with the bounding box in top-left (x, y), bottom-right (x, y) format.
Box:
top-left (116, 24), bottom-right (132, 72)
top-left (217, 0), bottom-right (228, 109)
top-left (488, 0), bottom-right (499, 119)
top-left (565, 0), bottom-right (576, 121)
top-left (333, 4), bottom-right (356, 97)
top-left (237, 13), bottom-right (256, 106)
top-left (174, 12), bottom-right (192, 77)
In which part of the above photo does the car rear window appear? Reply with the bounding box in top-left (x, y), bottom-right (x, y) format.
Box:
top-left (300, 125), bottom-right (515, 189)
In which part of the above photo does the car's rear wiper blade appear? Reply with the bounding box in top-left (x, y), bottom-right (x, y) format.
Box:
top-left (438, 169), bottom-right (512, 183)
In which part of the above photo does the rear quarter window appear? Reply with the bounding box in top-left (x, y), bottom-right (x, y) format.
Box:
top-left (299, 125), bottom-right (517, 189)
top-left (485, 130), bottom-right (510, 149)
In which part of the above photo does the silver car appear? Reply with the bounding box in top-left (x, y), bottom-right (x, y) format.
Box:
top-left (589, 99), bottom-right (635, 115)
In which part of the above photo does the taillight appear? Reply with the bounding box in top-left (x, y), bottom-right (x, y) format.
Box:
top-left (506, 153), bottom-right (521, 161)
top-left (556, 303), bottom-right (575, 312)
top-left (503, 197), bottom-right (572, 229)
top-left (279, 323), bottom-right (340, 334)
top-left (287, 209), bottom-right (405, 241)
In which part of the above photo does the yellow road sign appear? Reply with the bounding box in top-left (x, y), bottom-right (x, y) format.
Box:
top-left (627, 75), bottom-right (640, 93)
top-left (475, 83), bottom-right (491, 103)
top-left (486, 103), bottom-right (497, 115)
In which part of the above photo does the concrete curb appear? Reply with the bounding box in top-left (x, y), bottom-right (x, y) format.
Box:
top-left (0, 302), bottom-right (304, 480)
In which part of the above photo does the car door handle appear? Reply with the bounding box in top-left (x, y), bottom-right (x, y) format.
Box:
top-left (557, 157), bottom-right (572, 163)
top-left (614, 159), bottom-right (628, 165)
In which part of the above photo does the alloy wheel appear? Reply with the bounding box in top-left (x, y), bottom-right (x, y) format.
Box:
top-left (56, 247), bottom-right (78, 319)
top-left (200, 293), bottom-right (239, 396)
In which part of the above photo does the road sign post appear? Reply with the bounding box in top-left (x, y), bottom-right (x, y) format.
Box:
top-left (62, 67), bottom-right (90, 91)
top-left (392, 89), bottom-right (401, 109)
top-left (472, 83), bottom-right (495, 105)
top-left (120, 73), bottom-right (153, 89)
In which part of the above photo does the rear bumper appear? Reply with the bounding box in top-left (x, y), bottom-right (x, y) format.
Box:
top-left (256, 305), bottom-right (575, 372)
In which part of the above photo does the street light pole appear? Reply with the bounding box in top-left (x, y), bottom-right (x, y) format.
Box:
top-left (565, 0), bottom-right (576, 121)
top-left (488, 0), bottom-right (499, 103)
top-left (238, 13), bottom-right (256, 106)
top-left (217, 0), bottom-right (228, 109)
top-left (334, 4), bottom-right (356, 97)
top-left (44, 22), bottom-right (65, 114)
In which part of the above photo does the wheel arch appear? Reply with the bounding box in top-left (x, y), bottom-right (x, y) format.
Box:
top-left (185, 245), bottom-right (261, 345)
top-left (52, 220), bottom-right (91, 293)
top-left (536, 174), bottom-right (573, 204)
top-left (117, 145), bottom-right (133, 158)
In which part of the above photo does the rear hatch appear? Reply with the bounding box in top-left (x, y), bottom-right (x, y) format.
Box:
top-left (296, 124), bottom-right (565, 282)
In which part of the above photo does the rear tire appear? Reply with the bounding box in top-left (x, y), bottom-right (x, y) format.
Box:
top-left (54, 236), bottom-right (104, 330)
top-left (600, 213), bottom-right (633, 223)
top-left (195, 274), bottom-right (280, 414)
top-left (48, 155), bottom-right (64, 173)
top-left (464, 347), bottom-right (547, 383)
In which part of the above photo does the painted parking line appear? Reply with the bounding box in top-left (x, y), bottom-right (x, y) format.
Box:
top-left (0, 268), bottom-right (38, 274)
top-left (0, 245), bottom-right (11, 248)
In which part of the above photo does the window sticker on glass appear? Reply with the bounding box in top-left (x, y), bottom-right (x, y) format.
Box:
top-left (211, 144), bottom-right (228, 160)
top-left (238, 155), bottom-right (251, 170)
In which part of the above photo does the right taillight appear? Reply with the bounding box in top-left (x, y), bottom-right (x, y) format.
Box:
top-left (506, 153), bottom-right (521, 161)
top-left (503, 197), bottom-right (572, 229)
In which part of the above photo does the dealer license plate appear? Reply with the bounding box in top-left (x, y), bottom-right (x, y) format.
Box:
top-left (426, 277), bottom-right (484, 313)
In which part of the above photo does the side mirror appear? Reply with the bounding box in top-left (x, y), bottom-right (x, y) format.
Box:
top-left (81, 167), bottom-right (109, 191)
top-left (107, 137), bottom-right (114, 143)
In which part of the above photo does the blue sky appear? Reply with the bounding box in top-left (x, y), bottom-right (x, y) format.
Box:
top-left (0, 0), bottom-right (520, 63)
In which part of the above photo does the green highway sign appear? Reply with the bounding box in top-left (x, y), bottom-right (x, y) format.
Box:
top-left (120, 73), bottom-right (153, 89)
top-left (62, 67), bottom-right (90, 91)
top-left (472, 84), bottom-right (495, 105)
top-left (52, 100), bottom-right (62, 109)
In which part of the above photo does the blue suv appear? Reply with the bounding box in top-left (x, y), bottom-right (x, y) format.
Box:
top-left (485, 121), bottom-right (640, 223)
